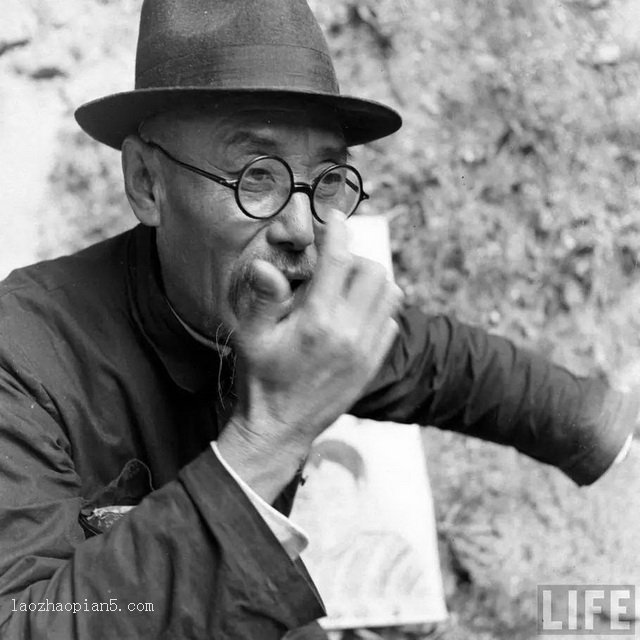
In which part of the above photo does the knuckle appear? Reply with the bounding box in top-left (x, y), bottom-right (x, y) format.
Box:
top-left (299, 310), bottom-right (332, 348)
top-left (385, 282), bottom-right (403, 312)
top-left (391, 283), bottom-right (405, 304)
top-left (353, 256), bottom-right (382, 278)
top-left (312, 307), bottom-right (333, 332)
top-left (368, 260), bottom-right (388, 281)
top-left (360, 260), bottom-right (391, 292)
top-left (336, 327), bottom-right (372, 369)
top-left (326, 249), bottom-right (351, 272)
top-left (304, 296), bottom-right (324, 318)
top-left (336, 327), bottom-right (360, 354)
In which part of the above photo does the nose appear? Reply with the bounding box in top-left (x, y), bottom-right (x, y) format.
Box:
top-left (265, 192), bottom-right (316, 252)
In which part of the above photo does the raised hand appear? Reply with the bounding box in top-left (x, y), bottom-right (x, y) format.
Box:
top-left (217, 212), bottom-right (401, 502)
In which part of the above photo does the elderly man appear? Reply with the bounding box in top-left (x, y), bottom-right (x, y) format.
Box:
top-left (0, 0), bottom-right (635, 638)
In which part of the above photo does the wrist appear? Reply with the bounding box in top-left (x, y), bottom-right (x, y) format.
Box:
top-left (217, 416), bottom-right (308, 504)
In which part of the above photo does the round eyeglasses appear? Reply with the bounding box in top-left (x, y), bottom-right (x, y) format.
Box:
top-left (144, 140), bottom-right (368, 223)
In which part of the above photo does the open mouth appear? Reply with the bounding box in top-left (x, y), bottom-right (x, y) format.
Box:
top-left (288, 278), bottom-right (306, 293)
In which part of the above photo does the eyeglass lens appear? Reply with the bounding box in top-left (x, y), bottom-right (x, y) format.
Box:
top-left (237, 157), bottom-right (362, 220)
top-left (238, 158), bottom-right (292, 218)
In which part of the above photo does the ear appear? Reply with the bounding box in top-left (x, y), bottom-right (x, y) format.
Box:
top-left (121, 135), bottom-right (163, 227)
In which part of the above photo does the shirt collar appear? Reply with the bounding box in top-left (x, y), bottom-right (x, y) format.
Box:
top-left (166, 297), bottom-right (233, 357)
top-left (126, 224), bottom-right (235, 394)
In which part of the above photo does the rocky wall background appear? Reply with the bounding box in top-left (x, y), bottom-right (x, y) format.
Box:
top-left (2, 1), bottom-right (640, 638)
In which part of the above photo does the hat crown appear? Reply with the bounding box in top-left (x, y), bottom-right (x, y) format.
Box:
top-left (74, 0), bottom-right (402, 150)
top-left (135, 0), bottom-right (340, 95)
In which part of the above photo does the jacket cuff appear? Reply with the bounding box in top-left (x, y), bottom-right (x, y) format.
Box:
top-left (560, 389), bottom-right (639, 486)
top-left (179, 447), bottom-right (325, 629)
top-left (210, 441), bottom-right (309, 561)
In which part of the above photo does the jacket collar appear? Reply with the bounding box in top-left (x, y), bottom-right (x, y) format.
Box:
top-left (126, 224), bottom-right (235, 395)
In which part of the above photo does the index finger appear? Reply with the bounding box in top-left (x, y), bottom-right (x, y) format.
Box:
top-left (308, 210), bottom-right (353, 303)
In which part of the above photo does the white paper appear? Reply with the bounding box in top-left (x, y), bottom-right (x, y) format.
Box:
top-left (291, 416), bottom-right (448, 629)
top-left (290, 216), bottom-right (447, 629)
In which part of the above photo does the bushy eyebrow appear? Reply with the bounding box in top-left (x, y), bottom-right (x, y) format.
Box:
top-left (224, 130), bottom-right (348, 162)
top-left (325, 146), bottom-right (350, 163)
top-left (226, 131), bottom-right (279, 153)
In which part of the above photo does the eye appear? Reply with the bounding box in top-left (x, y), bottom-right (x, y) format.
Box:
top-left (239, 157), bottom-right (291, 196)
top-left (315, 170), bottom-right (344, 198)
top-left (244, 166), bottom-right (274, 182)
top-left (240, 168), bottom-right (277, 195)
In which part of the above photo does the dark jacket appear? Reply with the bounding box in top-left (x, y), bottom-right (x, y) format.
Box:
top-left (0, 225), bottom-right (633, 639)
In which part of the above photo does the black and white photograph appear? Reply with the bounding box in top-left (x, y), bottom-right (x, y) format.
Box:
top-left (0, 1), bottom-right (639, 638)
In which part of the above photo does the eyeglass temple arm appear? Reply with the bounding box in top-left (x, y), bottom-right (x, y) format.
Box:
top-left (143, 140), bottom-right (237, 189)
top-left (346, 178), bottom-right (369, 199)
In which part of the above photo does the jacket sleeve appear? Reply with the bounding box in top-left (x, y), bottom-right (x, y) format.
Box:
top-left (352, 307), bottom-right (637, 486)
top-left (0, 349), bottom-right (323, 638)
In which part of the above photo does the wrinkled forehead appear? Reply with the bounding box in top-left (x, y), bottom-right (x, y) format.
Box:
top-left (141, 97), bottom-right (347, 159)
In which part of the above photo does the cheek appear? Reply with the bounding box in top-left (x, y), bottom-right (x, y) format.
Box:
top-left (156, 194), bottom-right (233, 298)
top-left (156, 180), bottom-right (275, 328)
top-left (160, 184), bottom-right (241, 271)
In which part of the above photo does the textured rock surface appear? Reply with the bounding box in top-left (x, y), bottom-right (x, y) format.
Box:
top-left (0, 0), bottom-right (139, 276)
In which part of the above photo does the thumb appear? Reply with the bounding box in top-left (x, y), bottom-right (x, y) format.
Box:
top-left (241, 259), bottom-right (291, 331)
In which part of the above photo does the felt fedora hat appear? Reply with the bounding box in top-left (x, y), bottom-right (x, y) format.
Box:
top-left (75, 0), bottom-right (402, 149)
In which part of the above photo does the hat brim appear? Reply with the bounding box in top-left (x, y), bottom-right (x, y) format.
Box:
top-left (74, 88), bottom-right (402, 149)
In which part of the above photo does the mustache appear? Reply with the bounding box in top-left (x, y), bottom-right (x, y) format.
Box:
top-left (252, 254), bottom-right (316, 280)
top-left (228, 252), bottom-right (316, 310)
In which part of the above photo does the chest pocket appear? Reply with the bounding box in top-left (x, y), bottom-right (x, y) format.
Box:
top-left (79, 458), bottom-right (154, 537)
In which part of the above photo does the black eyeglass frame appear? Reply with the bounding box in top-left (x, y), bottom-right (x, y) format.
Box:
top-left (143, 139), bottom-right (369, 223)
